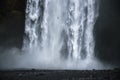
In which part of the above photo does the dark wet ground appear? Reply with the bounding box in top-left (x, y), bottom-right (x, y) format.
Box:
top-left (0, 69), bottom-right (120, 80)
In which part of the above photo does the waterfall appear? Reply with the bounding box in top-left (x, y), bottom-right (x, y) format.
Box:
top-left (67, 0), bottom-right (99, 60)
top-left (23, 0), bottom-right (99, 69)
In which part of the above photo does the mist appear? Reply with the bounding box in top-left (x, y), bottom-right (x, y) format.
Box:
top-left (0, 46), bottom-right (113, 70)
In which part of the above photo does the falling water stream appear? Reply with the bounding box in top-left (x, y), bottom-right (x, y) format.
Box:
top-left (23, 0), bottom-right (100, 69)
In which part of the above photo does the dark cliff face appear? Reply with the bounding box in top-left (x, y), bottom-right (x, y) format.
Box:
top-left (0, 0), bottom-right (26, 13)
top-left (0, 0), bottom-right (26, 48)
top-left (94, 0), bottom-right (120, 65)
top-left (0, 0), bottom-right (120, 66)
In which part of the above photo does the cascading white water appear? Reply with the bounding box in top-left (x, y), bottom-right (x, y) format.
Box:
top-left (23, 0), bottom-right (99, 69)
top-left (67, 0), bottom-right (99, 60)
top-left (23, 0), bottom-right (43, 49)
